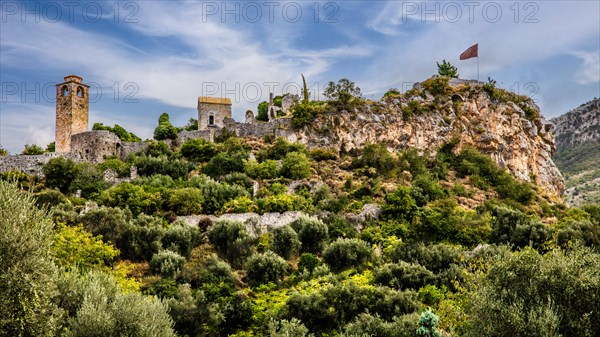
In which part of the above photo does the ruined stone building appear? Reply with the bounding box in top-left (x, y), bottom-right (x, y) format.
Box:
top-left (198, 97), bottom-right (232, 130)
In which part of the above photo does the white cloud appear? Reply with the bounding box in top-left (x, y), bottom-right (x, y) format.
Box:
top-left (570, 51), bottom-right (600, 85)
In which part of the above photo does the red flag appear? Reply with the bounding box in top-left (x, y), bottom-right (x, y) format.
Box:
top-left (460, 43), bottom-right (478, 60)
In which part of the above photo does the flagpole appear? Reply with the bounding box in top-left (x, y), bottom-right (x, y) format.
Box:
top-left (477, 56), bottom-right (480, 82)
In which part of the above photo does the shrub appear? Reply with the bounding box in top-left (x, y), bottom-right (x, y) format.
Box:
top-left (323, 238), bottom-right (374, 272)
top-left (323, 214), bottom-right (358, 240)
top-left (382, 186), bottom-right (419, 223)
top-left (280, 152), bottom-right (312, 179)
top-left (168, 187), bottom-right (204, 215)
top-left (246, 251), bottom-right (288, 285)
top-left (284, 283), bottom-right (419, 334)
top-left (416, 309), bottom-right (442, 337)
top-left (222, 195), bottom-right (258, 214)
top-left (199, 180), bottom-right (249, 214)
top-left (150, 250), bottom-right (186, 278)
top-left (180, 138), bottom-right (217, 162)
top-left (43, 157), bottom-right (78, 193)
top-left (343, 312), bottom-right (420, 337)
top-left (51, 223), bottom-right (119, 270)
top-left (256, 193), bottom-right (310, 213)
top-left (258, 137), bottom-right (307, 161)
top-left (0, 181), bottom-right (62, 336)
top-left (92, 122), bottom-right (141, 142)
top-left (291, 102), bottom-right (316, 129)
top-left (163, 221), bottom-right (201, 258)
top-left (207, 220), bottom-right (256, 268)
top-left (353, 143), bottom-right (397, 177)
top-left (203, 152), bottom-right (246, 178)
top-left (97, 158), bottom-right (131, 177)
top-left (557, 219), bottom-right (600, 248)
top-left (99, 182), bottom-right (162, 216)
top-left (78, 206), bottom-right (131, 246)
top-left (34, 189), bottom-right (69, 208)
top-left (143, 140), bottom-right (172, 157)
top-left (244, 159), bottom-right (279, 179)
top-left (292, 217), bottom-right (329, 254)
top-left (134, 155), bottom-right (189, 180)
top-left (421, 76), bottom-right (450, 96)
top-left (373, 262), bottom-right (434, 290)
top-left (464, 245), bottom-right (600, 337)
top-left (271, 225), bottom-right (301, 260)
top-left (298, 252), bottom-right (320, 273)
top-left (267, 318), bottom-right (311, 337)
top-left (411, 174), bottom-right (446, 206)
top-left (120, 214), bottom-right (166, 261)
top-left (309, 148), bottom-right (338, 161)
top-left (22, 144), bottom-right (44, 155)
top-left (70, 162), bottom-right (109, 198)
top-left (57, 270), bottom-right (176, 336)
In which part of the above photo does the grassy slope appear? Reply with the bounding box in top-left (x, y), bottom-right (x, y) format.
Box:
top-left (553, 141), bottom-right (600, 206)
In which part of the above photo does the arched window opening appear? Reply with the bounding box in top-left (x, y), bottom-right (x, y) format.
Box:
top-left (77, 87), bottom-right (84, 98)
top-left (62, 85), bottom-right (69, 96)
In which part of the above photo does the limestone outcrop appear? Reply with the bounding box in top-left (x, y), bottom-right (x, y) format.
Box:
top-left (293, 80), bottom-right (564, 195)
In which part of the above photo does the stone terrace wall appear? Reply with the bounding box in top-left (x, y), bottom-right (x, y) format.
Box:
top-left (0, 152), bottom-right (79, 176)
top-left (223, 117), bottom-right (298, 142)
top-left (120, 141), bottom-right (150, 159)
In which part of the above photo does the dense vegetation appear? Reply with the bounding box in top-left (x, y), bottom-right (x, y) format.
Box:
top-left (2, 98), bottom-right (599, 336)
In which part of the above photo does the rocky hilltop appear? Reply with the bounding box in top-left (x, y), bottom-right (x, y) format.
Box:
top-left (295, 78), bottom-right (564, 195)
top-left (551, 98), bottom-right (600, 149)
top-left (551, 98), bottom-right (600, 205)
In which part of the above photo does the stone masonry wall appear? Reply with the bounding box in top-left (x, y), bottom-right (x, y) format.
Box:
top-left (0, 152), bottom-right (79, 176)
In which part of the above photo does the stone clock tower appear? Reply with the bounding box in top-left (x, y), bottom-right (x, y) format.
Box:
top-left (55, 75), bottom-right (89, 153)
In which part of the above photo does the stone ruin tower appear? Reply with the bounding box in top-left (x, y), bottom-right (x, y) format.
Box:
top-left (197, 96), bottom-right (232, 130)
top-left (55, 75), bottom-right (89, 152)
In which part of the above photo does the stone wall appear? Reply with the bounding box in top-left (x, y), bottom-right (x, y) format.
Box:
top-left (177, 211), bottom-right (316, 234)
top-left (223, 117), bottom-right (298, 142)
top-left (120, 141), bottom-right (150, 159)
top-left (0, 152), bottom-right (78, 176)
top-left (71, 131), bottom-right (121, 163)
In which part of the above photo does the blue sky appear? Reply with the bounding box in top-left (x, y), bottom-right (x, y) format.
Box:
top-left (1, 0), bottom-right (599, 153)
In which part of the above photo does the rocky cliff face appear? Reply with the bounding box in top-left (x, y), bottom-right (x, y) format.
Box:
top-left (295, 79), bottom-right (565, 195)
top-left (551, 98), bottom-right (600, 149)
top-left (551, 98), bottom-right (600, 205)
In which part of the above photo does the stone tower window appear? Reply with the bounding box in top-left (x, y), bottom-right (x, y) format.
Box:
top-left (77, 87), bottom-right (84, 98)
top-left (209, 113), bottom-right (215, 126)
top-left (62, 85), bottom-right (69, 96)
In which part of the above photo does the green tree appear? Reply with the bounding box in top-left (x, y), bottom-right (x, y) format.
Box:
top-left (0, 181), bottom-right (62, 336)
top-left (280, 152), bottom-right (312, 179)
top-left (246, 251), bottom-right (288, 285)
top-left (154, 113), bottom-right (178, 140)
top-left (465, 245), bottom-right (600, 337)
top-left (207, 220), bottom-right (256, 268)
top-left (323, 238), bottom-right (374, 272)
top-left (323, 78), bottom-right (362, 110)
top-left (0, 146), bottom-right (8, 156)
top-left (150, 250), bottom-right (186, 278)
top-left (43, 157), bottom-right (78, 194)
top-left (416, 309), bottom-right (442, 337)
top-left (257, 101), bottom-right (269, 121)
top-left (301, 74), bottom-right (310, 104)
top-left (436, 60), bottom-right (458, 78)
top-left (57, 270), bottom-right (176, 336)
top-left (292, 217), bottom-right (329, 254)
top-left (180, 138), bottom-right (216, 162)
top-left (22, 144), bottom-right (44, 155)
top-left (46, 142), bottom-right (56, 152)
top-left (271, 225), bottom-right (301, 260)
top-left (93, 122), bottom-right (141, 142)
top-left (51, 223), bottom-right (119, 270)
